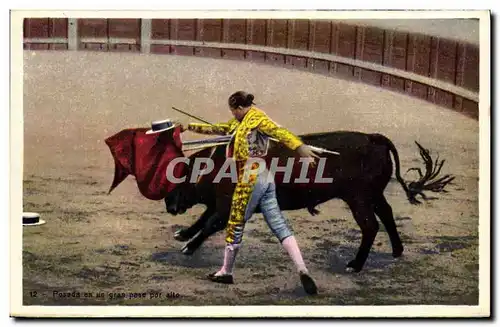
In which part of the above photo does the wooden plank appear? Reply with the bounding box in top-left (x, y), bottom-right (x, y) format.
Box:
top-left (80, 43), bottom-right (109, 51)
top-left (354, 26), bottom-right (384, 81)
top-left (309, 59), bottom-right (330, 75)
top-left (222, 49), bottom-right (245, 60)
top-left (198, 19), bottom-right (222, 42)
top-left (332, 23), bottom-right (357, 59)
top-left (355, 26), bottom-right (385, 64)
top-left (285, 55), bottom-right (307, 69)
top-left (171, 45), bottom-right (194, 56)
top-left (49, 18), bottom-right (68, 38)
top-left (194, 47), bottom-right (221, 58)
top-left (406, 33), bottom-right (432, 76)
top-left (455, 42), bottom-right (479, 92)
top-left (150, 44), bottom-right (171, 54)
top-left (151, 19), bottom-right (171, 39)
top-left (405, 80), bottom-right (428, 100)
top-left (332, 63), bottom-right (355, 79)
top-left (49, 43), bottom-right (68, 50)
top-left (174, 19), bottom-right (196, 40)
top-left (247, 19), bottom-right (266, 46)
top-left (311, 20), bottom-right (331, 53)
top-left (108, 19), bottom-right (141, 40)
top-left (462, 98), bottom-right (479, 119)
top-left (359, 69), bottom-right (382, 86)
top-left (109, 44), bottom-right (141, 52)
top-left (267, 19), bottom-right (288, 48)
top-left (265, 53), bottom-right (285, 65)
top-left (222, 19), bottom-right (246, 44)
top-left (245, 50), bottom-right (266, 62)
top-left (78, 19), bottom-right (107, 38)
top-left (428, 87), bottom-right (454, 108)
top-left (288, 19), bottom-right (309, 51)
top-left (429, 37), bottom-right (458, 84)
top-left (406, 34), bottom-right (432, 99)
top-left (382, 30), bottom-right (408, 91)
top-left (24, 18), bottom-right (49, 38)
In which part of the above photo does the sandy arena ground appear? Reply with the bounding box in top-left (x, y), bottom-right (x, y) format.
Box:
top-left (21, 50), bottom-right (479, 306)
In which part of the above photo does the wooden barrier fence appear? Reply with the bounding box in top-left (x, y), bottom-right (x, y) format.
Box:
top-left (23, 18), bottom-right (480, 119)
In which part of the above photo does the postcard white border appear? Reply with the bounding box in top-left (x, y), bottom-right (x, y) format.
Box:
top-left (9, 8), bottom-right (491, 318)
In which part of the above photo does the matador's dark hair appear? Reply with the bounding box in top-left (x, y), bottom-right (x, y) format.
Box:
top-left (228, 91), bottom-right (255, 109)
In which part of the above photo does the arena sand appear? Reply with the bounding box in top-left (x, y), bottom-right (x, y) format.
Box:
top-left (21, 51), bottom-right (479, 306)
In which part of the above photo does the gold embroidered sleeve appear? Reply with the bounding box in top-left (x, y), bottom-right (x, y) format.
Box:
top-left (257, 117), bottom-right (303, 150)
top-left (188, 119), bottom-right (236, 135)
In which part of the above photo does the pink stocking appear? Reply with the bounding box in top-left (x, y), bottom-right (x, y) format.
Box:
top-left (215, 243), bottom-right (241, 276)
top-left (282, 236), bottom-right (308, 274)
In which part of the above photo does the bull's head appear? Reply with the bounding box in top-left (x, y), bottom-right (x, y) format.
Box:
top-left (163, 146), bottom-right (219, 215)
top-left (164, 182), bottom-right (199, 215)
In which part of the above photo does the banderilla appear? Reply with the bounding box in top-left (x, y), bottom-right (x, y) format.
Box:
top-left (171, 106), bottom-right (339, 156)
top-left (171, 106), bottom-right (213, 125)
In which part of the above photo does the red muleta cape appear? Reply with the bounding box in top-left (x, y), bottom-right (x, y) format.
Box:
top-left (104, 126), bottom-right (186, 200)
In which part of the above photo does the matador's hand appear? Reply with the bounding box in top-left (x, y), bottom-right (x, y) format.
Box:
top-left (173, 121), bottom-right (187, 133)
top-left (296, 144), bottom-right (320, 168)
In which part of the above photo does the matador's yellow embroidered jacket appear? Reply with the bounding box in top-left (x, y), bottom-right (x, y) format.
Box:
top-left (187, 106), bottom-right (303, 244)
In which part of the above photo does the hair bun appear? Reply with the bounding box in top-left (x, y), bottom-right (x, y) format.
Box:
top-left (228, 91), bottom-right (254, 109)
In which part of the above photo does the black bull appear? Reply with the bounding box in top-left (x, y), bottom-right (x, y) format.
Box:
top-left (164, 131), bottom-right (454, 272)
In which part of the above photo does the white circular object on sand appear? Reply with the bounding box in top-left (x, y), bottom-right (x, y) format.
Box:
top-left (23, 212), bottom-right (46, 226)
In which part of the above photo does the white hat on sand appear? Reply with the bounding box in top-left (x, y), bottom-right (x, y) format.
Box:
top-left (23, 212), bottom-right (46, 226)
top-left (145, 119), bottom-right (176, 135)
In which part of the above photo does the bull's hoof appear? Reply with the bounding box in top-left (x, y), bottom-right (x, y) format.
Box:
top-left (409, 197), bottom-right (421, 205)
top-left (345, 260), bottom-right (363, 273)
top-left (174, 229), bottom-right (190, 242)
top-left (392, 246), bottom-right (404, 258)
top-left (181, 244), bottom-right (195, 256)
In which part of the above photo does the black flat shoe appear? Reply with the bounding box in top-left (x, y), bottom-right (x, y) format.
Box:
top-left (300, 272), bottom-right (318, 295)
top-left (207, 272), bottom-right (234, 284)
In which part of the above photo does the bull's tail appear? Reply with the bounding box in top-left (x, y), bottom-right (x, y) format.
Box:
top-left (369, 134), bottom-right (419, 205)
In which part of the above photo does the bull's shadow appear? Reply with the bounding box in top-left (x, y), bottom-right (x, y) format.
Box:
top-left (151, 242), bottom-right (298, 272)
top-left (151, 246), bottom-right (222, 269)
top-left (309, 240), bottom-right (400, 274)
